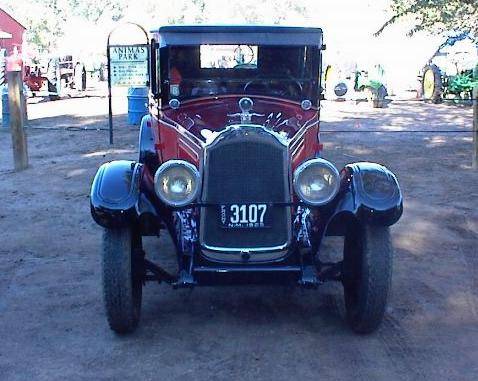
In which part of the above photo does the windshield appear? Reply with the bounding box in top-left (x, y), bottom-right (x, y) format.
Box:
top-left (162, 44), bottom-right (319, 102)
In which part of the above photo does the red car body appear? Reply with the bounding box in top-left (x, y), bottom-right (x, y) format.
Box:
top-left (153, 95), bottom-right (321, 170)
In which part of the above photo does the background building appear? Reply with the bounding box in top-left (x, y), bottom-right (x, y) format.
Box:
top-left (1, 8), bottom-right (26, 84)
top-left (0, 8), bottom-right (25, 55)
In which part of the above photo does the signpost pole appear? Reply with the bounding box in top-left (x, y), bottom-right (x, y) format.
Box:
top-left (107, 42), bottom-right (113, 145)
top-left (106, 23), bottom-right (149, 146)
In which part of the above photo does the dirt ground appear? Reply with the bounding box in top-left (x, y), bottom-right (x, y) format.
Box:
top-left (0, 94), bottom-right (477, 381)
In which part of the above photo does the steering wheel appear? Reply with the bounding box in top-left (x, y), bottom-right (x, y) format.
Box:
top-left (244, 78), bottom-right (303, 98)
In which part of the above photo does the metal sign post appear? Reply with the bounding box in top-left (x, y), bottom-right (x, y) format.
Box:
top-left (106, 23), bottom-right (149, 145)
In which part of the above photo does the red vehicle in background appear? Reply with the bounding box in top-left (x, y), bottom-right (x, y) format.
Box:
top-left (91, 26), bottom-right (403, 335)
top-left (24, 64), bottom-right (44, 92)
top-left (24, 55), bottom-right (87, 98)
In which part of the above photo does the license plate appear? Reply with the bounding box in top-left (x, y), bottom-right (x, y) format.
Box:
top-left (219, 203), bottom-right (270, 229)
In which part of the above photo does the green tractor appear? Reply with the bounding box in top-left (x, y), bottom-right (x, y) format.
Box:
top-left (420, 34), bottom-right (478, 103)
top-left (354, 68), bottom-right (388, 108)
top-left (324, 63), bottom-right (388, 108)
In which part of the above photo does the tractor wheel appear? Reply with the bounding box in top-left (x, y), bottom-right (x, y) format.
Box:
top-left (57, 77), bottom-right (67, 97)
top-left (47, 80), bottom-right (59, 101)
top-left (102, 227), bottom-right (144, 334)
top-left (81, 67), bottom-right (87, 91)
top-left (334, 82), bottom-right (348, 97)
top-left (422, 64), bottom-right (443, 103)
top-left (46, 58), bottom-right (58, 99)
top-left (342, 223), bottom-right (393, 334)
top-left (370, 85), bottom-right (388, 108)
top-left (74, 64), bottom-right (87, 92)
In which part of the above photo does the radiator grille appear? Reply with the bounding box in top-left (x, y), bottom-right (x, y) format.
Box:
top-left (200, 127), bottom-right (291, 257)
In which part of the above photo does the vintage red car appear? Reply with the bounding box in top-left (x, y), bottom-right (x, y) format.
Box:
top-left (91, 25), bottom-right (403, 334)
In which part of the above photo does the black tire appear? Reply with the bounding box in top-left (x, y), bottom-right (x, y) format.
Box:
top-left (374, 85), bottom-right (388, 108)
top-left (47, 61), bottom-right (62, 100)
top-left (81, 68), bottom-right (87, 91)
top-left (102, 227), bottom-right (143, 334)
top-left (47, 80), bottom-right (59, 101)
top-left (334, 82), bottom-right (348, 97)
top-left (74, 64), bottom-right (87, 92)
top-left (342, 224), bottom-right (392, 334)
top-left (422, 64), bottom-right (443, 103)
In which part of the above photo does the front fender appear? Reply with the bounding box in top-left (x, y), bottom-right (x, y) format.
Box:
top-left (139, 115), bottom-right (159, 172)
top-left (90, 160), bottom-right (142, 228)
top-left (326, 162), bottom-right (403, 235)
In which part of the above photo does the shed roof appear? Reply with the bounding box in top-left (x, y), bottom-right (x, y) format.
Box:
top-left (0, 8), bottom-right (26, 30)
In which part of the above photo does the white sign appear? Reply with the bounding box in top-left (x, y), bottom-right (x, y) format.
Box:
top-left (109, 44), bottom-right (149, 87)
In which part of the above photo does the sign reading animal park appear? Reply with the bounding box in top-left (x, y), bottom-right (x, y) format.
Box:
top-left (109, 44), bottom-right (149, 87)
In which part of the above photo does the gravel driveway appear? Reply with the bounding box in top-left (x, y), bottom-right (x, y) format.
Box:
top-left (0, 96), bottom-right (476, 380)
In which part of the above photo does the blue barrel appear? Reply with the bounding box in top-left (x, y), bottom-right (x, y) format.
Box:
top-left (1, 84), bottom-right (28, 128)
top-left (127, 87), bottom-right (148, 125)
top-left (1, 86), bottom-right (8, 128)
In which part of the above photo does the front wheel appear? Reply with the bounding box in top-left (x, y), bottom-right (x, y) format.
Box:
top-left (47, 80), bottom-right (59, 101)
top-left (102, 227), bottom-right (143, 334)
top-left (342, 224), bottom-right (392, 334)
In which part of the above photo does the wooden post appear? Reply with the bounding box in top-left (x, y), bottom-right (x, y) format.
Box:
top-left (7, 70), bottom-right (28, 171)
top-left (473, 64), bottom-right (478, 169)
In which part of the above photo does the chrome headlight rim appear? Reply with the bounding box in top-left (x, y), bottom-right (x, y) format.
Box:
top-left (293, 158), bottom-right (340, 206)
top-left (154, 159), bottom-right (201, 207)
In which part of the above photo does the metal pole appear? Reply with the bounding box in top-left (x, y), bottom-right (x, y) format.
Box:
top-left (106, 22), bottom-right (149, 146)
top-left (107, 43), bottom-right (113, 145)
top-left (7, 70), bottom-right (28, 171)
top-left (473, 63), bottom-right (478, 169)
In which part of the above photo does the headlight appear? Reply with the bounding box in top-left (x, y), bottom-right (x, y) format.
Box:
top-left (293, 158), bottom-right (340, 206)
top-left (154, 160), bottom-right (201, 207)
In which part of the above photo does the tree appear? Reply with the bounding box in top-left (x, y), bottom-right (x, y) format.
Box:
top-left (376, 0), bottom-right (478, 38)
top-left (2, 0), bottom-right (128, 52)
top-left (4, 0), bottom-right (309, 54)
top-left (378, 2), bottom-right (478, 169)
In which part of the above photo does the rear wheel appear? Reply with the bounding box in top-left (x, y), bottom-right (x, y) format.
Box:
top-left (81, 68), bottom-right (87, 91)
top-left (342, 224), bottom-right (392, 334)
top-left (58, 77), bottom-right (67, 96)
top-left (102, 227), bottom-right (143, 334)
top-left (47, 59), bottom-right (59, 100)
top-left (47, 79), bottom-right (59, 101)
top-left (370, 85), bottom-right (387, 108)
top-left (422, 64), bottom-right (443, 103)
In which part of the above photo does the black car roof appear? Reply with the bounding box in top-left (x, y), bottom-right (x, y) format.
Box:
top-left (154, 25), bottom-right (323, 47)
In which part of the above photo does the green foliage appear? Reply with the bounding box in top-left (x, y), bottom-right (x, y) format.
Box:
top-left (69, 0), bottom-right (127, 22)
top-left (2, 0), bottom-right (128, 52)
top-left (3, 0), bottom-right (308, 54)
top-left (3, 1), bottom-right (61, 51)
top-left (376, 0), bottom-right (478, 38)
